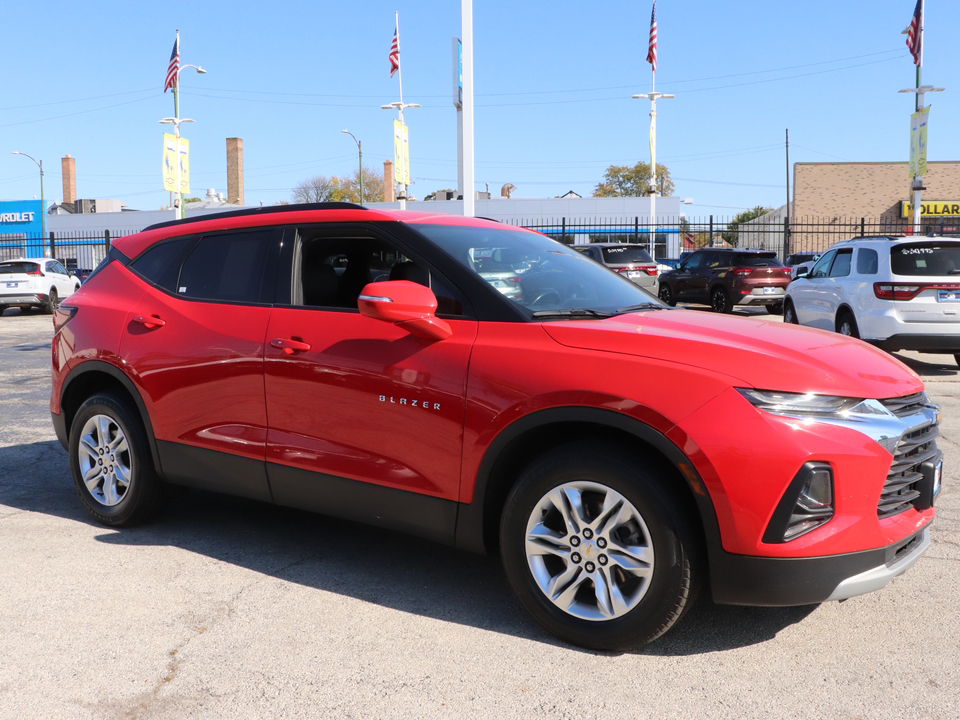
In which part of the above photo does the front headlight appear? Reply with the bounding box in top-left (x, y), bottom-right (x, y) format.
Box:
top-left (737, 389), bottom-right (884, 419)
top-left (737, 388), bottom-right (901, 454)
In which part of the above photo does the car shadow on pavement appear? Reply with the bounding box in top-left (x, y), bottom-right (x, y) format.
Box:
top-left (0, 440), bottom-right (817, 657)
top-left (891, 353), bottom-right (959, 378)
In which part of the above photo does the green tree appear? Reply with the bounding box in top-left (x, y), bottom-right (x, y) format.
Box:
top-left (722, 206), bottom-right (773, 247)
top-left (293, 167), bottom-right (385, 204)
top-left (593, 162), bottom-right (675, 198)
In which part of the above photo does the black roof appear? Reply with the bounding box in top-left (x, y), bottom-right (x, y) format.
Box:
top-left (143, 202), bottom-right (367, 232)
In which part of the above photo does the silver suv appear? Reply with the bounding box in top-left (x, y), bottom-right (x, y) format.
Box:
top-left (573, 243), bottom-right (659, 291)
top-left (784, 235), bottom-right (960, 365)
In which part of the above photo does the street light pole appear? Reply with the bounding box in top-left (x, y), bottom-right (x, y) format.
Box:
top-left (11, 151), bottom-right (45, 254)
top-left (169, 58), bottom-right (206, 220)
top-left (381, 101), bottom-right (421, 210)
top-left (342, 130), bottom-right (364, 205)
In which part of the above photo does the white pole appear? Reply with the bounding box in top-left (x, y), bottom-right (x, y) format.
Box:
top-left (461, 0), bottom-right (475, 217)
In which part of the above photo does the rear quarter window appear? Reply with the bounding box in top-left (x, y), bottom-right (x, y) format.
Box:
top-left (177, 230), bottom-right (275, 303)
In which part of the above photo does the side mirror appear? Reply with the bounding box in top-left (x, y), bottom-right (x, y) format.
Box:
top-left (795, 265), bottom-right (810, 279)
top-left (358, 280), bottom-right (452, 341)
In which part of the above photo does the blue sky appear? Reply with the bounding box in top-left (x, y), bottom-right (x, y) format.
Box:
top-left (2, 0), bottom-right (957, 218)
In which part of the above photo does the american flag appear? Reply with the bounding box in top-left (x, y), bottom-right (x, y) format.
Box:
top-left (646, 1), bottom-right (658, 72)
top-left (164, 35), bottom-right (180, 92)
top-left (389, 28), bottom-right (400, 78)
top-left (906, 0), bottom-right (922, 66)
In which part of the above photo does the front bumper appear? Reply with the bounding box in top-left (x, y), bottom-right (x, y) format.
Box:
top-left (710, 527), bottom-right (930, 606)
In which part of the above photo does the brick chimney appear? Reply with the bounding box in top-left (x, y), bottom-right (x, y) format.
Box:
top-left (62, 154), bottom-right (76, 205)
top-left (226, 138), bottom-right (244, 205)
top-left (383, 160), bottom-right (396, 202)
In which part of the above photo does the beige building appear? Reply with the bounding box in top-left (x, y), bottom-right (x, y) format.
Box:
top-left (793, 161), bottom-right (960, 222)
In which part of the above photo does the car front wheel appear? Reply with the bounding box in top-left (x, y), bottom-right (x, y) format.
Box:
top-left (783, 300), bottom-right (799, 324)
top-left (69, 392), bottom-right (166, 526)
top-left (500, 443), bottom-right (701, 651)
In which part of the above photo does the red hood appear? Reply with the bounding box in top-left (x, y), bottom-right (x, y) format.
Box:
top-left (542, 308), bottom-right (923, 399)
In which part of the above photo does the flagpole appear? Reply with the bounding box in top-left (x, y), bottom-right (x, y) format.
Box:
top-left (633, 1), bottom-right (672, 259)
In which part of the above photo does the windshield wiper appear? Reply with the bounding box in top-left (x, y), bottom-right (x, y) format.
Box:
top-left (531, 308), bottom-right (615, 319)
top-left (615, 303), bottom-right (665, 314)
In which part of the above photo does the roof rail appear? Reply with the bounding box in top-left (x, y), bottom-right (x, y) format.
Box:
top-left (143, 202), bottom-right (367, 232)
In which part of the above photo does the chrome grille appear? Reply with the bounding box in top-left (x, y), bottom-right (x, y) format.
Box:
top-left (878, 394), bottom-right (940, 519)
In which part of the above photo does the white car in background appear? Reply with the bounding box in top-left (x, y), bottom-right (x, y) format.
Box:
top-left (783, 235), bottom-right (960, 365)
top-left (0, 258), bottom-right (81, 315)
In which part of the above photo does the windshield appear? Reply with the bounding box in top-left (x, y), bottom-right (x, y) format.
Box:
top-left (411, 224), bottom-right (666, 319)
top-left (890, 241), bottom-right (960, 276)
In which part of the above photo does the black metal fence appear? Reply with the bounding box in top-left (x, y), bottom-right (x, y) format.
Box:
top-left (511, 215), bottom-right (960, 261)
top-left (0, 230), bottom-right (135, 272)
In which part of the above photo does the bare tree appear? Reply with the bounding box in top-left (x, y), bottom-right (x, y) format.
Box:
top-left (292, 175), bottom-right (339, 204)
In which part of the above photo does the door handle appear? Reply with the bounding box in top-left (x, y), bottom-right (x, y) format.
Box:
top-left (133, 315), bottom-right (166, 329)
top-left (270, 338), bottom-right (312, 355)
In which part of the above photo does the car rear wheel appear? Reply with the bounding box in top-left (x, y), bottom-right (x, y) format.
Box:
top-left (43, 288), bottom-right (58, 314)
top-left (711, 287), bottom-right (732, 313)
top-left (766, 301), bottom-right (783, 315)
top-left (69, 392), bottom-right (166, 526)
top-left (500, 442), bottom-right (702, 651)
top-left (658, 283), bottom-right (676, 307)
top-left (836, 310), bottom-right (860, 338)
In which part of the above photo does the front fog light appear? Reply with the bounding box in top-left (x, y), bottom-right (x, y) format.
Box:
top-left (764, 463), bottom-right (835, 543)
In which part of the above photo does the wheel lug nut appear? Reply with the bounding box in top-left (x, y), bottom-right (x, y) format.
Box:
top-left (597, 538), bottom-right (606, 548)
top-left (585, 562), bottom-right (596, 573)
top-left (583, 529), bottom-right (593, 539)
top-left (598, 555), bottom-right (608, 565)
top-left (570, 536), bottom-right (581, 547)
top-left (571, 553), bottom-right (582, 564)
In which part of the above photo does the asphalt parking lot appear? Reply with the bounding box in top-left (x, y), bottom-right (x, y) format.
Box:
top-left (1, 307), bottom-right (958, 720)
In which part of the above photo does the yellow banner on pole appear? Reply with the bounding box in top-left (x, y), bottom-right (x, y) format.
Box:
top-left (909, 107), bottom-right (930, 179)
top-left (393, 120), bottom-right (410, 185)
top-left (162, 134), bottom-right (191, 194)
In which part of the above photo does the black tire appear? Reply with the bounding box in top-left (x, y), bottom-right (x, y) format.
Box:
top-left (765, 301), bottom-right (783, 315)
top-left (43, 288), bottom-right (59, 314)
top-left (658, 283), bottom-right (676, 307)
top-left (500, 442), bottom-right (702, 651)
top-left (710, 286), bottom-right (732, 313)
top-left (68, 392), bottom-right (166, 526)
top-left (954, 354), bottom-right (960, 368)
top-left (783, 300), bottom-right (799, 324)
top-left (836, 310), bottom-right (860, 339)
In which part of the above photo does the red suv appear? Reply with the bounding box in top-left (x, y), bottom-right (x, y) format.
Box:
top-left (658, 247), bottom-right (791, 313)
top-left (51, 204), bottom-right (942, 650)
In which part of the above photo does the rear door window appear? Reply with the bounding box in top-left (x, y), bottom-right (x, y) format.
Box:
top-left (856, 248), bottom-right (879, 275)
top-left (890, 242), bottom-right (960, 276)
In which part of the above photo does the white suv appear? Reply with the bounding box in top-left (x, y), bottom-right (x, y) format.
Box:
top-left (784, 236), bottom-right (960, 365)
top-left (0, 258), bottom-right (80, 315)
